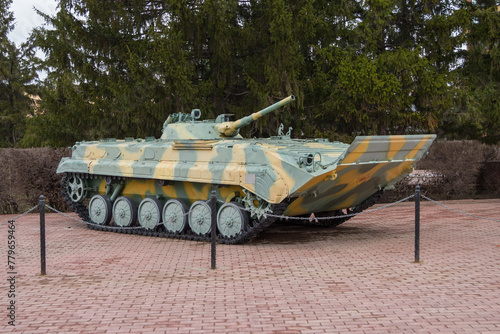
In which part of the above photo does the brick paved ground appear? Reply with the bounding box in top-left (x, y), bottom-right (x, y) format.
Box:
top-left (1, 198), bottom-right (499, 333)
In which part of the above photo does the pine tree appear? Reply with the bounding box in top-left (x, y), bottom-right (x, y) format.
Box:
top-left (24, 0), bottom-right (482, 146)
top-left (25, 0), bottom-right (240, 145)
top-left (455, 0), bottom-right (500, 144)
top-left (311, 0), bottom-right (469, 138)
top-left (0, 0), bottom-right (36, 147)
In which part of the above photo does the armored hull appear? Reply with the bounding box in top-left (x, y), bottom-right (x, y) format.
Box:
top-left (58, 96), bottom-right (436, 243)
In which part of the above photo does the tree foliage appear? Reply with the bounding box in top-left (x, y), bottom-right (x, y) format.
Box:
top-left (313, 0), bottom-right (468, 138)
top-left (450, 0), bottom-right (500, 144)
top-left (0, 0), bottom-right (36, 147)
top-left (1, 0), bottom-right (497, 147)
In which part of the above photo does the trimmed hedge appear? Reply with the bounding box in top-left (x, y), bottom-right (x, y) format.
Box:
top-left (0, 148), bottom-right (71, 214)
top-left (381, 140), bottom-right (500, 202)
top-left (0, 141), bottom-right (499, 214)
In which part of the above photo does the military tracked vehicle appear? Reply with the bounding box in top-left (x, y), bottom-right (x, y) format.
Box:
top-left (58, 95), bottom-right (436, 243)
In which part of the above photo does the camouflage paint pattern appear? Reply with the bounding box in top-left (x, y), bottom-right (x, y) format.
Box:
top-left (58, 95), bottom-right (437, 219)
top-left (57, 128), bottom-right (436, 216)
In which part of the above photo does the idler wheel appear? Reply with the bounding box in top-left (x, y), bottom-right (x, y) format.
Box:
top-left (138, 198), bottom-right (162, 230)
top-left (88, 195), bottom-right (112, 225)
top-left (162, 199), bottom-right (189, 233)
top-left (217, 202), bottom-right (248, 238)
top-left (66, 174), bottom-right (87, 202)
top-left (188, 201), bottom-right (212, 235)
top-left (112, 196), bottom-right (138, 227)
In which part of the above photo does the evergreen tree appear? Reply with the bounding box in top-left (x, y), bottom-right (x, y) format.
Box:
top-left (453, 0), bottom-right (500, 144)
top-left (0, 0), bottom-right (36, 147)
top-left (25, 0), bottom-right (482, 146)
top-left (25, 0), bottom-right (238, 145)
top-left (311, 0), bottom-right (469, 138)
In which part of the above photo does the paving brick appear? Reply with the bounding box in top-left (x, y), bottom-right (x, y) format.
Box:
top-left (1, 199), bottom-right (499, 333)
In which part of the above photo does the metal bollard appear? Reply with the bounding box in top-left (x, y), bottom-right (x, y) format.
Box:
top-left (39, 195), bottom-right (46, 275)
top-left (414, 186), bottom-right (420, 263)
top-left (210, 190), bottom-right (217, 269)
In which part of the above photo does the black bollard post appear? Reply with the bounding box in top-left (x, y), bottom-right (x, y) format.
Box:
top-left (39, 195), bottom-right (46, 275)
top-left (210, 190), bottom-right (217, 269)
top-left (414, 186), bottom-right (420, 263)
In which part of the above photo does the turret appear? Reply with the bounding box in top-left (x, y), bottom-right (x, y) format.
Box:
top-left (160, 95), bottom-right (295, 140)
top-left (217, 95), bottom-right (295, 137)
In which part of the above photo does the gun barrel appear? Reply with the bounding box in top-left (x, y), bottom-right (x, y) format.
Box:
top-left (218, 95), bottom-right (295, 137)
top-left (233, 95), bottom-right (295, 130)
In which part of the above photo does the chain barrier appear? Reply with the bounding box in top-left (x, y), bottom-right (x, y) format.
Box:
top-left (214, 195), bottom-right (415, 220)
top-left (44, 204), bottom-right (89, 225)
top-left (2, 194), bottom-right (498, 229)
top-left (265, 195), bottom-right (416, 220)
top-left (7, 195), bottom-right (401, 231)
top-left (421, 195), bottom-right (500, 223)
top-left (3, 192), bottom-right (495, 275)
top-left (0, 205), bottom-right (39, 226)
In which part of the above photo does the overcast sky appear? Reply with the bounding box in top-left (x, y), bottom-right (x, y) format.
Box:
top-left (9, 0), bottom-right (58, 47)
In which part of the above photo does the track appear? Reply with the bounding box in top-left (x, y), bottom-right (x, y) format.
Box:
top-left (62, 173), bottom-right (287, 244)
